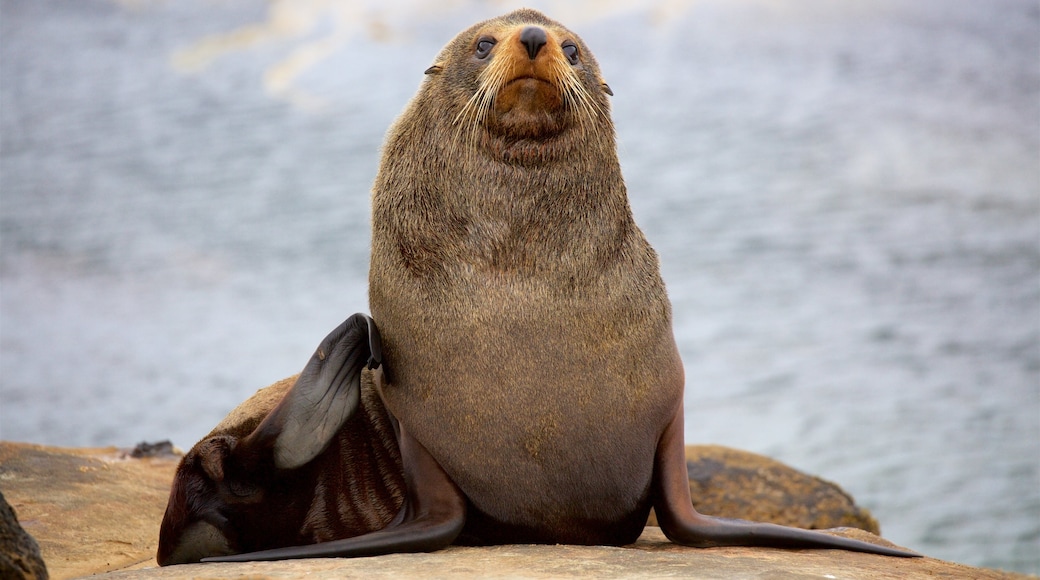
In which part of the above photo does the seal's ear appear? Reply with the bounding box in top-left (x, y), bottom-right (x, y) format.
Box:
top-left (241, 313), bottom-right (383, 470)
top-left (601, 82), bottom-right (613, 96)
top-left (424, 64), bottom-right (443, 75)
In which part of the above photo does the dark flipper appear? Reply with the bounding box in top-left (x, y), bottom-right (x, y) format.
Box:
top-left (652, 403), bottom-right (921, 558)
top-left (204, 396), bottom-right (466, 562)
top-left (244, 313), bottom-right (383, 470)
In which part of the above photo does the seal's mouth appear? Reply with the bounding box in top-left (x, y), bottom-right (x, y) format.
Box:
top-left (495, 70), bottom-right (563, 108)
top-left (491, 75), bottom-right (565, 135)
top-left (449, 20), bottom-right (609, 154)
top-left (498, 74), bottom-right (560, 104)
top-left (503, 75), bottom-right (553, 87)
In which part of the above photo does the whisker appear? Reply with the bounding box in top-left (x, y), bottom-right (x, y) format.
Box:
top-left (449, 49), bottom-right (607, 155)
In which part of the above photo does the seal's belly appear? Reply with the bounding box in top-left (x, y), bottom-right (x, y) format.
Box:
top-left (376, 293), bottom-right (680, 543)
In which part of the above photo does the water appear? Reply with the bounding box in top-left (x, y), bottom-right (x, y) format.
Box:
top-left (2, 0), bottom-right (1037, 573)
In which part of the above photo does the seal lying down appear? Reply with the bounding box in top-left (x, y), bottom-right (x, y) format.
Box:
top-left (157, 9), bottom-right (919, 564)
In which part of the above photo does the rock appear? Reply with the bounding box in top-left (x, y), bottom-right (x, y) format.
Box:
top-left (94, 527), bottom-right (1026, 580)
top-left (678, 444), bottom-right (880, 533)
top-left (128, 441), bottom-right (179, 459)
top-left (0, 489), bottom-right (48, 580)
top-left (0, 442), bottom-right (179, 579)
top-left (0, 441), bottom-right (1029, 579)
top-left (0, 379), bottom-right (1026, 578)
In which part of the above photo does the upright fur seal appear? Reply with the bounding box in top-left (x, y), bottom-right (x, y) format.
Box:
top-left (161, 8), bottom-right (918, 563)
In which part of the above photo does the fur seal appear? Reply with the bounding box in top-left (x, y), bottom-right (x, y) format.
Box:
top-left (157, 315), bottom-right (406, 564)
top-left (158, 8), bottom-right (918, 563)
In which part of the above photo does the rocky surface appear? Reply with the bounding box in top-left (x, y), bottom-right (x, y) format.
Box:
top-left (0, 442), bottom-right (179, 579)
top-left (100, 527), bottom-right (1026, 580)
top-left (679, 444), bottom-right (881, 533)
top-left (0, 489), bottom-right (48, 580)
top-left (0, 441), bottom-right (1032, 579)
top-left (0, 385), bottom-right (1030, 579)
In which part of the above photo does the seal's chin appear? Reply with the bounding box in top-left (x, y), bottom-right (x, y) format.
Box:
top-left (158, 520), bottom-right (236, 565)
top-left (490, 77), bottom-right (567, 139)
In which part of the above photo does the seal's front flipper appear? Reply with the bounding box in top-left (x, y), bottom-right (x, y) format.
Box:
top-left (243, 313), bottom-right (383, 470)
top-left (651, 403), bottom-right (921, 558)
top-left (204, 410), bottom-right (466, 561)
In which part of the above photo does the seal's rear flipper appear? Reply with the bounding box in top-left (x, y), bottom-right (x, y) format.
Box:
top-left (651, 403), bottom-right (921, 558)
top-left (204, 410), bottom-right (466, 562)
top-left (243, 313), bottom-right (383, 470)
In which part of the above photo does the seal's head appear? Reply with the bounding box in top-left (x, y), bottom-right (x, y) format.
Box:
top-left (419, 9), bottom-right (613, 163)
top-left (156, 436), bottom-right (250, 565)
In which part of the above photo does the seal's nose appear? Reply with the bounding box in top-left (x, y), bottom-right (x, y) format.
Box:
top-left (519, 26), bottom-right (547, 60)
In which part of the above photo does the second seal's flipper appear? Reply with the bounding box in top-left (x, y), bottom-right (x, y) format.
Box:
top-left (243, 313), bottom-right (383, 470)
top-left (204, 401), bottom-right (466, 562)
top-left (652, 403), bottom-right (921, 558)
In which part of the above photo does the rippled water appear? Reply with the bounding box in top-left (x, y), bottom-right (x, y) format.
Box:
top-left (2, 0), bottom-right (1038, 573)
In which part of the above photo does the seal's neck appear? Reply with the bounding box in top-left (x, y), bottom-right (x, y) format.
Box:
top-left (440, 146), bottom-right (633, 279)
top-left (372, 102), bottom-right (634, 283)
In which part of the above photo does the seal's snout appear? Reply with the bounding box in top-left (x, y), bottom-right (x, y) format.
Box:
top-left (454, 11), bottom-right (606, 148)
top-left (519, 26), bottom-right (547, 60)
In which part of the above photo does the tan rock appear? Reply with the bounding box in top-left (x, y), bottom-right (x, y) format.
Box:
top-left (0, 440), bottom-right (1030, 579)
top-left (674, 444), bottom-right (880, 533)
top-left (0, 442), bottom-right (178, 579)
top-left (98, 527), bottom-right (1026, 580)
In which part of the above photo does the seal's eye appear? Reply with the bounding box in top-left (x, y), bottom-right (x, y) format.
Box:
top-left (475, 37), bottom-right (496, 59)
top-left (562, 42), bottom-right (579, 65)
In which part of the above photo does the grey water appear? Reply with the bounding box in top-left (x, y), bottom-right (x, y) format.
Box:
top-left (1, 0), bottom-right (1037, 573)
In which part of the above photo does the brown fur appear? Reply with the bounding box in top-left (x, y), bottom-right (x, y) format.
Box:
top-left (369, 8), bottom-right (684, 545)
top-left (156, 371), bottom-right (405, 564)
